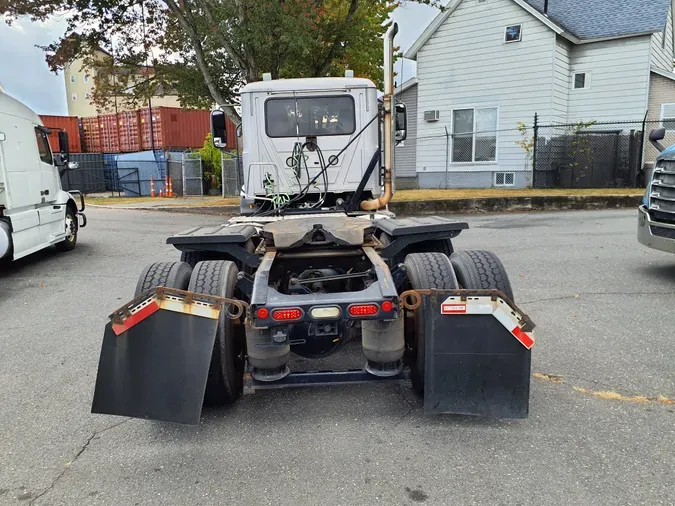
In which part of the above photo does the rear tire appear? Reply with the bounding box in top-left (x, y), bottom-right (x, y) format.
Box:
top-left (54, 206), bottom-right (78, 252)
top-left (403, 252), bottom-right (459, 395)
top-left (188, 260), bottom-right (244, 406)
top-left (135, 261), bottom-right (193, 296)
top-left (449, 250), bottom-right (514, 301)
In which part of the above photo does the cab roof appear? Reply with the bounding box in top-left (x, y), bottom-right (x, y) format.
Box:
top-left (241, 77), bottom-right (376, 94)
top-left (0, 91), bottom-right (42, 125)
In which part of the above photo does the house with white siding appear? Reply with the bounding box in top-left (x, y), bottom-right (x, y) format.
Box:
top-left (403, 0), bottom-right (674, 188)
top-left (394, 78), bottom-right (419, 188)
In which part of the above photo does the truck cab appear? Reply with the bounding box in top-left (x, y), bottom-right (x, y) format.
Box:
top-left (0, 91), bottom-right (86, 262)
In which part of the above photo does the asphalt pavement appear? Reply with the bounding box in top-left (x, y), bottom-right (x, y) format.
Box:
top-left (1, 208), bottom-right (674, 505)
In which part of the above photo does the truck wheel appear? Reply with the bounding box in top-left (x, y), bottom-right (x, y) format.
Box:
top-left (449, 250), bottom-right (514, 301)
top-left (54, 206), bottom-right (78, 252)
top-left (403, 252), bottom-right (459, 395)
top-left (134, 261), bottom-right (193, 297)
top-left (188, 260), bottom-right (244, 406)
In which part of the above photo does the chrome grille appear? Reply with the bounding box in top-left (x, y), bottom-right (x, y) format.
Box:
top-left (649, 161), bottom-right (675, 217)
top-left (651, 226), bottom-right (675, 240)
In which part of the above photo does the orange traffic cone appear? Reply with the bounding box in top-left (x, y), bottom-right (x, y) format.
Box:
top-left (159, 188), bottom-right (164, 197)
top-left (168, 176), bottom-right (173, 197)
top-left (150, 177), bottom-right (155, 197)
top-left (165, 175), bottom-right (170, 197)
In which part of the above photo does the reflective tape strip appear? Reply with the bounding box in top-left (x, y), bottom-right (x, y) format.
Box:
top-left (442, 296), bottom-right (535, 350)
top-left (511, 325), bottom-right (535, 350)
top-left (492, 307), bottom-right (535, 350)
top-left (159, 297), bottom-right (220, 320)
top-left (112, 300), bottom-right (160, 336)
top-left (111, 296), bottom-right (220, 336)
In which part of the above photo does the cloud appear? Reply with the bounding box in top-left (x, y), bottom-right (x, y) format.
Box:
top-left (390, 1), bottom-right (441, 86)
top-left (0, 16), bottom-right (68, 115)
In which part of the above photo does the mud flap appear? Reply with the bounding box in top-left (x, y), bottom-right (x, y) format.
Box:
top-left (91, 288), bottom-right (243, 425)
top-left (421, 291), bottom-right (534, 419)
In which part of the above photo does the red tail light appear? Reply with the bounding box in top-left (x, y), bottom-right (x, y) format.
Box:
top-left (348, 304), bottom-right (379, 317)
top-left (272, 308), bottom-right (303, 321)
top-left (256, 308), bottom-right (269, 319)
top-left (381, 300), bottom-right (393, 312)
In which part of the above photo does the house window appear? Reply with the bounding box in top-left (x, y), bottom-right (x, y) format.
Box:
top-left (70, 75), bottom-right (76, 83)
top-left (71, 93), bottom-right (77, 102)
top-left (661, 103), bottom-right (675, 130)
top-left (504, 25), bottom-right (522, 43)
top-left (85, 92), bottom-right (91, 100)
top-left (84, 75), bottom-right (90, 83)
top-left (494, 172), bottom-right (515, 187)
top-left (451, 107), bottom-right (498, 163)
top-left (573, 72), bottom-right (589, 89)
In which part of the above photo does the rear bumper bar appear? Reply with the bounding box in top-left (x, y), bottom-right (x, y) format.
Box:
top-left (250, 247), bottom-right (401, 326)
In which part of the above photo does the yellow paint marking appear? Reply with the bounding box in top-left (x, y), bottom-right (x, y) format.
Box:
top-left (533, 373), bottom-right (675, 406)
top-left (573, 387), bottom-right (675, 406)
top-left (532, 373), bottom-right (563, 384)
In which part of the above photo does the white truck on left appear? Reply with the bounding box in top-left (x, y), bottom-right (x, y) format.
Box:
top-left (0, 90), bottom-right (86, 262)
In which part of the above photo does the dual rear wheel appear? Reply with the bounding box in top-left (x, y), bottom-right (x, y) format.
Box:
top-left (135, 259), bottom-right (244, 406)
top-left (403, 250), bottom-right (513, 394)
top-left (134, 248), bottom-right (513, 404)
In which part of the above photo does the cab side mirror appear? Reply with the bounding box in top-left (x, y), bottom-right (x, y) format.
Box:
top-left (211, 110), bottom-right (229, 149)
top-left (58, 131), bottom-right (70, 163)
top-left (650, 127), bottom-right (667, 152)
top-left (395, 103), bottom-right (407, 142)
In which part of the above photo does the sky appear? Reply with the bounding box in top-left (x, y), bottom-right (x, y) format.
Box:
top-left (0, 3), bottom-right (440, 116)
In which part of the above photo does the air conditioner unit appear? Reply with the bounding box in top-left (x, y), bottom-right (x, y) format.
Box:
top-left (424, 110), bottom-right (440, 122)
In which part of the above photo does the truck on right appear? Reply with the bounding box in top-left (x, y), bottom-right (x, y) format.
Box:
top-left (638, 127), bottom-right (675, 253)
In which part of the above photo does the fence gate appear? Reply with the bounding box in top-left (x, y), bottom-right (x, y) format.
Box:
top-left (182, 155), bottom-right (203, 197)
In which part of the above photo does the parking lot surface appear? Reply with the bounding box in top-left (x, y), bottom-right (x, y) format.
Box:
top-left (1, 207), bottom-right (674, 505)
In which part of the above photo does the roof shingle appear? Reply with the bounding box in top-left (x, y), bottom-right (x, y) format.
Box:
top-left (524, 0), bottom-right (671, 40)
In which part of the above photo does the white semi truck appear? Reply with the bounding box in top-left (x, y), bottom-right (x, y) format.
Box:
top-left (0, 91), bottom-right (86, 262)
top-left (91, 23), bottom-right (536, 425)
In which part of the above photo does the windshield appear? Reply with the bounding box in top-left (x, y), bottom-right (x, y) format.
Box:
top-left (265, 95), bottom-right (356, 138)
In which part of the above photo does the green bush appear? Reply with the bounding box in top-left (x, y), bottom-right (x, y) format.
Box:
top-left (191, 133), bottom-right (224, 188)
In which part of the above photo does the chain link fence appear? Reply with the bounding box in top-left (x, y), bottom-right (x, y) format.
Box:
top-left (531, 117), bottom-right (657, 189)
top-left (63, 152), bottom-right (205, 197)
top-left (222, 154), bottom-right (243, 197)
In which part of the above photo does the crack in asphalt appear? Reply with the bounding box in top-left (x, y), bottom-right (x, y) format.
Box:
top-left (392, 385), bottom-right (416, 428)
top-left (28, 418), bottom-right (130, 505)
top-left (521, 291), bottom-right (675, 305)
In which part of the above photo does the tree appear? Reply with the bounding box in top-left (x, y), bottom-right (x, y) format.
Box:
top-left (4, 0), bottom-right (443, 123)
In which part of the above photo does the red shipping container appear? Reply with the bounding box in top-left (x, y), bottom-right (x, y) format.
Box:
top-left (99, 113), bottom-right (121, 153)
top-left (117, 110), bottom-right (142, 153)
top-left (140, 107), bottom-right (236, 151)
top-left (80, 116), bottom-right (102, 153)
top-left (39, 115), bottom-right (82, 153)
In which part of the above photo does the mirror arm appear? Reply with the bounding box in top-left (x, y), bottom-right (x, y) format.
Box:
top-left (651, 139), bottom-right (667, 152)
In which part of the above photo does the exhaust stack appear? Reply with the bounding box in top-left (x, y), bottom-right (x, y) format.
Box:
top-left (361, 22), bottom-right (398, 212)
